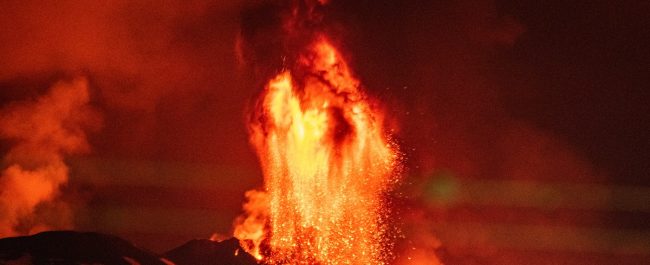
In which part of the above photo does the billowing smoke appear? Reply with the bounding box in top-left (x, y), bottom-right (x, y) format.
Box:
top-left (0, 77), bottom-right (100, 237)
top-left (0, 0), bottom-right (255, 250)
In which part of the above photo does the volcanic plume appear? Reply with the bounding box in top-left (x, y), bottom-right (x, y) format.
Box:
top-left (233, 1), bottom-right (400, 264)
top-left (0, 78), bottom-right (100, 237)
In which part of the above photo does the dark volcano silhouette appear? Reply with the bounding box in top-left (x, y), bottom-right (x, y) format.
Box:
top-left (164, 238), bottom-right (258, 265)
top-left (0, 231), bottom-right (257, 265)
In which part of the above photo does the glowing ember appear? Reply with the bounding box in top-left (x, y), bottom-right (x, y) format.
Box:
top-left (234, 35), bottom-right (399, 264)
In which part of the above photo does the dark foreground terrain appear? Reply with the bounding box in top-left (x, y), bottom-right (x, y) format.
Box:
top-left (0, 231), bottom-right (257, 265)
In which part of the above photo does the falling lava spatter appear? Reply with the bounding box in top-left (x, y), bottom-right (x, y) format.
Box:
top-left (233, 2), bottom-right (400, 265)
top-left (235, 36), bottom-right (399, 265)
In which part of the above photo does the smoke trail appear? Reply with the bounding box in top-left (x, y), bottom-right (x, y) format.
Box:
top-left (0, 77), bottom-right (100, 237)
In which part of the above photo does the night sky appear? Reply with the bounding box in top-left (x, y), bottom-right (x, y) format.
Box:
top-left (0, 1), bottom-right (648, 264)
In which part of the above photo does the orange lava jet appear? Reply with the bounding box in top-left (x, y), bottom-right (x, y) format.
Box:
top-left (234, 35), bottom-right (399, 265)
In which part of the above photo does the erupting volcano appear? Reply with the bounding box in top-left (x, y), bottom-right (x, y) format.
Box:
top-left (233, 3), bottom-right (400, 264)
top-left (0, 0), bottom-right (647, 264)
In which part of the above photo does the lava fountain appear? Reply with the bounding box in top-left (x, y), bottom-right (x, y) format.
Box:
top-left (235, 35), bottom-right (399, 264)
top-left (233, 2), bottom-right (400, 265)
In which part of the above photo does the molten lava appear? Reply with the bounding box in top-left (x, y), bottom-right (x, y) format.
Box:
top-left (234, 35), bottom-right (399, 265)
